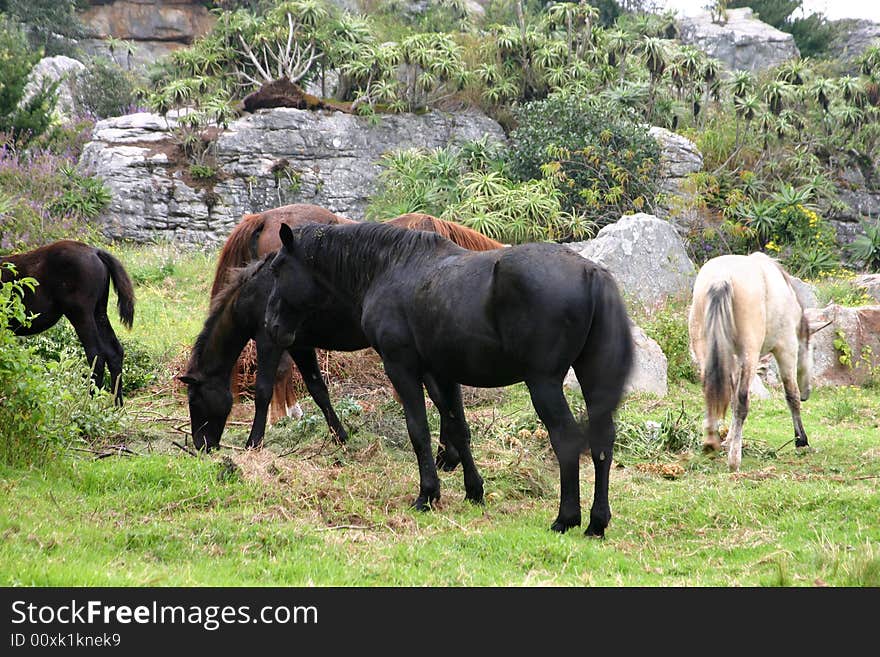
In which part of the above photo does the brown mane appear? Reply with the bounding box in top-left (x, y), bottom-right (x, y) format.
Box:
top-left (385, 213), bottom-right (505, 251)
top-left (210, 204), bottom-right (352, 299)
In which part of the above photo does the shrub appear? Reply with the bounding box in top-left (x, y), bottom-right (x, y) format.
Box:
top-left (847, 219), bottom-right (880, 272)
top-left (0, 131), bottom-right (109, 253)
top-left (641, 299), bottom-right (699, 384)
top-left (72, 58), bottom-right (138, 119)
top-left (504, 93), bottom-right (660, 228)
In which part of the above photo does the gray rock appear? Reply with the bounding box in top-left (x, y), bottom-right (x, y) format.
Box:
top-left (564, 323), bottom-right (668, 397)
top-left (19, 56), bottom-right (86, 124)
top-left (677, 7), bottom-right (800, 73)
top-left (827, 19), bottom-right (880, 65)
top-left (574, 213), bottom-right (697, 311)
top-left (854, 274), bottom-right (880, 303)
top-left (805, 304), bottom-right (880, 387)
top-left (648, 126), bottom-right (703, 227)
top-left (789, 275), bottom-right (819, 310)
top-left (78, 107), bottom-right (506, 243)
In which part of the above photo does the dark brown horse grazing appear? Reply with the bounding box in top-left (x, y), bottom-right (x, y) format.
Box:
top-left (209, 204), bottom-right (504, 424)
top-left (0, 240), bottom-right (135, 405)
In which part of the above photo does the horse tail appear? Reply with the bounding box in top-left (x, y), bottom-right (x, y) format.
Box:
top-left (96, 249), bottom-right (135, 329)
top-left (577, 266), bottom-right (634, 444)
top-left (211, 213), bottom-right (265, 299)
top-left (703, 280), bottom-right (735, 420)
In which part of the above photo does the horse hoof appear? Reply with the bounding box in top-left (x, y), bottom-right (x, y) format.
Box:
top-left (465, 492), bottom-right (485, 506)
top-left (411, 495), bottom-right (438, 512)
top-left (550, 516), bottom-right (580, 533)
top-left (584, 524), bottom-right (605, 539)
top-left (702, 440), bottom-right (721, 454)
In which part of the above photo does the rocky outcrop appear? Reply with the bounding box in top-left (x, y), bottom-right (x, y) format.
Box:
top-left (677, 7), bottom-right (800, 72)
top-left (77, 0), bottom-right (216, 69)
top-left (827, 19), bottom-right (880, 65)
top-left (19, 56), bottom-right (86, 124)
top-left (78, 107), bottom-right (506, 243)
top-left (805, 304), bottom-right (880, 387)
top-left (648, 126), bottom-right (703, 228)
top-left (570, 213), bottom-right (696, 311)
top-left (564, 323), bottom-right (668, 397)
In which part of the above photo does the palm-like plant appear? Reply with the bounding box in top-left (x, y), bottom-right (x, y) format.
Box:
top-left (848, 218), bottom-right (880, 271)
top-left (729, 70), bottom-right (755, 100)
top-left (808, 77), bottom-right (836, 113)
top-left (762, 80), bottom-right (791, 115)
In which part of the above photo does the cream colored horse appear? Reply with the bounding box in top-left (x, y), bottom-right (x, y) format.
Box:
top-left (688, 252), bottom-right (826, 471)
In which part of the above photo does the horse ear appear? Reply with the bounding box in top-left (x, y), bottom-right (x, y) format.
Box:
top-left (177, 374), bottom-right (201, 386)
top-left (279, 223), bottom-right (294, 251)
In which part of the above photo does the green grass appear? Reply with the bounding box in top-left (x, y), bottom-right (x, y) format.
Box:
top-left (2, 242), bottom-right (879, 586)
top-left (2, 381), bottom-right (878, 586)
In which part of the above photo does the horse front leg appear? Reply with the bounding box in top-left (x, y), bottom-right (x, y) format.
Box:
top-left (773, 349), bottom-right (810, 449)
top-left (246, 339), bottom-right (286, 449)
top-left (382, 357), bottom-right (440, 511)
top-left (526, 378), bottom-right (585, 534)
top-left (290, 348), bottom-right (348, 444)
top-left (423, 373), bottom-right (482, 504)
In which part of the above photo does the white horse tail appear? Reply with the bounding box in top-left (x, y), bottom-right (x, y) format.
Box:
top-left (703, 280), bottom-right (735, 420)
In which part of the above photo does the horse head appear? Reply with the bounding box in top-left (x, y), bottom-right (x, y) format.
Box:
top-left (265, 223), bottom-right (332, 344)
top-left (798, 317), bottom-right (834, 401)
top-left (178, 369), bottom-right (233, 452)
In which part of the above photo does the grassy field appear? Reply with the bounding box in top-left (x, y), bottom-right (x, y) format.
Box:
top-left (1, 243), bottom-right (879, 587)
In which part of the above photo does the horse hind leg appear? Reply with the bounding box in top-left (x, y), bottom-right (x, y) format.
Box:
top-left (423, 373), bottom-right (482, 503)
top-left (95, 308), bottom-right (125, 406)
top-left (526, 377), bottom-right (585, 534)
top-left (725, 355), bottom-right (758, 472)
top-left (268, 352), bottom-right (302, 424)
top-left (68, 311), bottom-right (107, 395)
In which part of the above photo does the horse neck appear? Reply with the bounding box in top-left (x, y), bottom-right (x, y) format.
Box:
top-left (304, 226), bottom-right (423, 300)
top-left (192, 290), bottom-right (254, 381)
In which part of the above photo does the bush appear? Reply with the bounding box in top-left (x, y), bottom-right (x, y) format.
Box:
top-left (1, 263), bottom-right (123, 468)
top-left (0, 131), bottom-right (109, 253)
top-left (504, 93), bottom-right (660, 229)
top-left (72, 58), bottom-right (138, 119)
top-left (641, 299), bottom-right (699, 384)
top-left (28, 321), bottom-right (159, 394)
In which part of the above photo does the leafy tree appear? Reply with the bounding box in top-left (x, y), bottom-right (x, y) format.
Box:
top-left (0, 18), bottom-right (59, 144)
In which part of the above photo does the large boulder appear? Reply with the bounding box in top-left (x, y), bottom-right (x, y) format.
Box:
top-left (19, 56), bottom-right (86, 124)
top-left (805, 304), bottom-right (880, 387)
top-left (572, 213), bottom-right (697, 311)
top-left (677, 7), bottom-right (800, 72)
top-left (564, 323), bottom-right (668, 397)
top-left (78, 107), bottom-right (506, 243)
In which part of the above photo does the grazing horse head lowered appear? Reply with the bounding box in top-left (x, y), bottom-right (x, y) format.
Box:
top-left (688, 252), bottom-right (831, 472)
top-left (266, 221), bottom-right (634, 537)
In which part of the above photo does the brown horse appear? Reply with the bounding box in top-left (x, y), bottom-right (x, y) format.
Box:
top-left (1, 240), bottom-right (135, 405)
top-left (209, 204), bottom-right (503, 422)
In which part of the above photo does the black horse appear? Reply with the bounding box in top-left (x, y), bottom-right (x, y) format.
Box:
top-left (266, 222), bottom-right (634, 537)
top-left (0, 240), bottom-right (135, 405)
top-left (180, 255), bottom-right (468, 469)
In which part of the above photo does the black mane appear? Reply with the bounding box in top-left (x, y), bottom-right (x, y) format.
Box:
top-left (190, 253), bottom-right (273, 366)
top-left (293, 222), bottom-right (462, 296)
